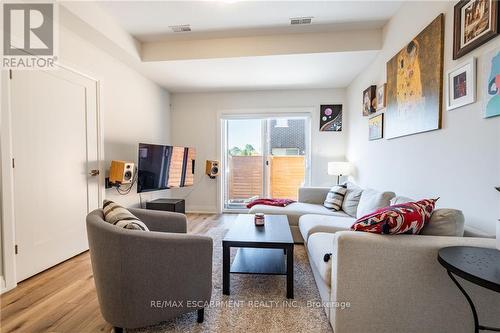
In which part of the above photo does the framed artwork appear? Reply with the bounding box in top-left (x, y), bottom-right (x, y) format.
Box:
top-left (453, 0), bottom-right (499, 60)
top-left (446, 57), bottom-right (476, 110)
top-left (320, 104), bottom-right (342, 131)
top-left (482, 48), bottom-right (500, 118)
top-left (363, 85), bottom-right (376, 116)
top-left (386, 14), bottom-right (444, 139)
top-left (368, 114), bottom-right (384, 140)
top-left (376, 84), bottom-right (387, 110)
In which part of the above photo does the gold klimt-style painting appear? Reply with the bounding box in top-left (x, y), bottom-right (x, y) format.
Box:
top-left (385, 14), bottom-right (444, 139)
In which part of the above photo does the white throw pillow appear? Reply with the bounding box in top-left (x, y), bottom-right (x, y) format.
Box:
top-left (341, 182), bottom-right (363, 217)
top-left (356, 189), bottom-right (396, 219)
top-left (390, 195), bottom-right (415, 205)
top-left (324, 185), bottom-right (347, 211)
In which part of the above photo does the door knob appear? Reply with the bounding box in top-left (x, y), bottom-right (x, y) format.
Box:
top-left (89, 169), bottom-right (100, 176)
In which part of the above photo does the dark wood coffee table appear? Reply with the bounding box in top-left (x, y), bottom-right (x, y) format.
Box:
top-left (222, 214), bottom-right (294, 298)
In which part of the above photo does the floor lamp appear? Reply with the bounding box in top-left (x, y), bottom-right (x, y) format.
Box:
top-left (327, 162), bottom-right (353, 185)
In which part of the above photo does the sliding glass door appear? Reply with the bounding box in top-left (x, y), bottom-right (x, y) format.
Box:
top-left (222, 115), bottom-right (310, 211)
top-left (224, 119), bottom-right (264, 210)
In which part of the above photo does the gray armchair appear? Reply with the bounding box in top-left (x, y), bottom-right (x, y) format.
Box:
top-left (86, 208), bottom-right (213, 332)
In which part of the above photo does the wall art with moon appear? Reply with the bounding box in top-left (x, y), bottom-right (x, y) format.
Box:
top-left (320, 104), bottom-right (342, 131)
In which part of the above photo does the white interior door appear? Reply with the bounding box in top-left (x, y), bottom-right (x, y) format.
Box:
top-left (10, 68), bottom-right (100, 282)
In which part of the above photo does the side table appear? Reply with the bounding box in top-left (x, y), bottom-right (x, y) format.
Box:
top-left (438, 246), bottom-right (500, 333)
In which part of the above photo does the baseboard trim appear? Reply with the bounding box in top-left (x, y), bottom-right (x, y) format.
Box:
top-left (0, 276), bottom-right (15, 294)
top-left (186, 205), bottom-right (218, 214)
top-left (186, 210), bottom-right (218, 214)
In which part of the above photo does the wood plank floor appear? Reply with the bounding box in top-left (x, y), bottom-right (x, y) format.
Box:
top-left (0, 213), bottom-right (235, 333)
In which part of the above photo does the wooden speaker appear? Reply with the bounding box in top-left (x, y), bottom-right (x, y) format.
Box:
top-left (205, 160), bottom-right (219, 179)
top-left (109, 160), bottom-right (135, 184)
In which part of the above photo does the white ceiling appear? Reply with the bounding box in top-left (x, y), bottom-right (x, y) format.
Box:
top-left (95, 1), bottom-right (402, 92)
top-left (140, 50), bottom-right (379, 92)
top-left (100, 1), bottom-right (403, 41)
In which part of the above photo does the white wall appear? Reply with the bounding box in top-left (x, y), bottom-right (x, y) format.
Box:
top-left (0, 5), bottom-right (170, 292)
top-left (346, 1), bottom-right (500, 234)
top-left (0, 142), bottom-right (3, 285)
top-left (58, 19), bottom-right (171, 208)
top-left (170, 89), bottom-right (346, 212)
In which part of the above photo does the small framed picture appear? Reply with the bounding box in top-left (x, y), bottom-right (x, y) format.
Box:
top-left (368, 113), bottom-right (384, 140)
top-left (453, 0), bottom-right (499, 60)
top-left (363, 85), bottom-right (376, 116)
top-left (376, 84), bottom-right (387, 110)
top-left (446, 57), bottom-right (476, 110)
top-left (319, 104), bottom-right (342, 131)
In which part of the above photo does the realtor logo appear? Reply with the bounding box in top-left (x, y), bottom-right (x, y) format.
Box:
top-left (2, 3), bottom-right (57, 69)
top-left (3, 3), bottom-right (53, 55)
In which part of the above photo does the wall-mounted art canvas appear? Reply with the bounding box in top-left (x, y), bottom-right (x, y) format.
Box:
top-left (363, 85), bottom-right (376, 116)
top-left (453, 0), bottom-right (499, 60)
top-left (447, 57), bottom-right (476, 110)
top-left (482, 48), bottom-right (500, 118)
top-left (320, 104), bottom-right (342, 131)
top-left (386, 14), bottom-right (444, 139)
top-left (376, 84), bottom-right (387, 110)
top-left (368, 114), bottom-right (384, 140)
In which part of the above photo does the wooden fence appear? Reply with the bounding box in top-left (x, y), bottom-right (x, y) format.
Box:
top-left (228, 156), bottom-right (263, 200)
top-left (228, 155), bottom-right (305, 201)
top-left (269, 156), bottom-right (305, 199)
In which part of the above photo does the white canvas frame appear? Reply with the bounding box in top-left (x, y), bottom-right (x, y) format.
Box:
top-left (446, 57), bottom-right (476, 110)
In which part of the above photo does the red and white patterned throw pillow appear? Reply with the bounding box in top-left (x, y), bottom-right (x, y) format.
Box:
top-left (351, 198), bottom-right (438, 235)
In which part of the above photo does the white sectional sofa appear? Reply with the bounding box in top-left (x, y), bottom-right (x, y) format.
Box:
top-left (249, 186), bottom-right (355, 243)
top-left (249, 182), bottom-right (396, 243)
top-left (251, 184), bottom-right (499, 332)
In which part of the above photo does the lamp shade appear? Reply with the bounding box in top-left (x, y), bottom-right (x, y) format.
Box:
top-left (328, 162), bottom-right (353, 176)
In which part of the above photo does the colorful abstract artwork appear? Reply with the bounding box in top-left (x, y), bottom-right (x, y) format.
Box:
top-left (368, 114), bottom-right (384, 140)
top-left (363, 86), bottom-right (376, 116)
top-left (483, 48), bottom-right (500, 118)
top-left (320, 104), bottom-right (342, 131)
top-left (386, 14), bottom-right (444, 139)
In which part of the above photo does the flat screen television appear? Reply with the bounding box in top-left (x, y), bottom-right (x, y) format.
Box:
top-left (137, 143), bottom-right (196, 193)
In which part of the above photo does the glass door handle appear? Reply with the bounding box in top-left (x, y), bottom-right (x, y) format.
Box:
top-left (89, 169), bottom-right (100, 176)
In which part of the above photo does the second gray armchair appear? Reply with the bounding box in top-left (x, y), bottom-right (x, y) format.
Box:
top-left (86, 208), bottom-right (213, 332)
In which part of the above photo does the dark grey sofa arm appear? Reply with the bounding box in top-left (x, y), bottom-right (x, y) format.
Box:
top-left (129, 208), bottom-right (187, 233)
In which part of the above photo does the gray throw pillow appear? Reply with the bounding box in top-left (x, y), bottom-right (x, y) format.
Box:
top-left (341, 182), bottom-right (363, 217)
top-left (421, 209), bottom-right (464, 236)
top-left (103, 200), bottom-right (149, 231)
top-left (356, 189), bottom-right (396, 218)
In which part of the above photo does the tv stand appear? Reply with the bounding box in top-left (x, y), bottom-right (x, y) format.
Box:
top-left (146, 198), bottom-right (185, 214)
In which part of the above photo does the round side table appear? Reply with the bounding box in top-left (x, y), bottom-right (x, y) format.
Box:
top-left (438, 246), bottom-right (500, 333)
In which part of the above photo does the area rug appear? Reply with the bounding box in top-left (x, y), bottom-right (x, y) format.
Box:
top-left (132, 224), bottom-right (332, 333)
